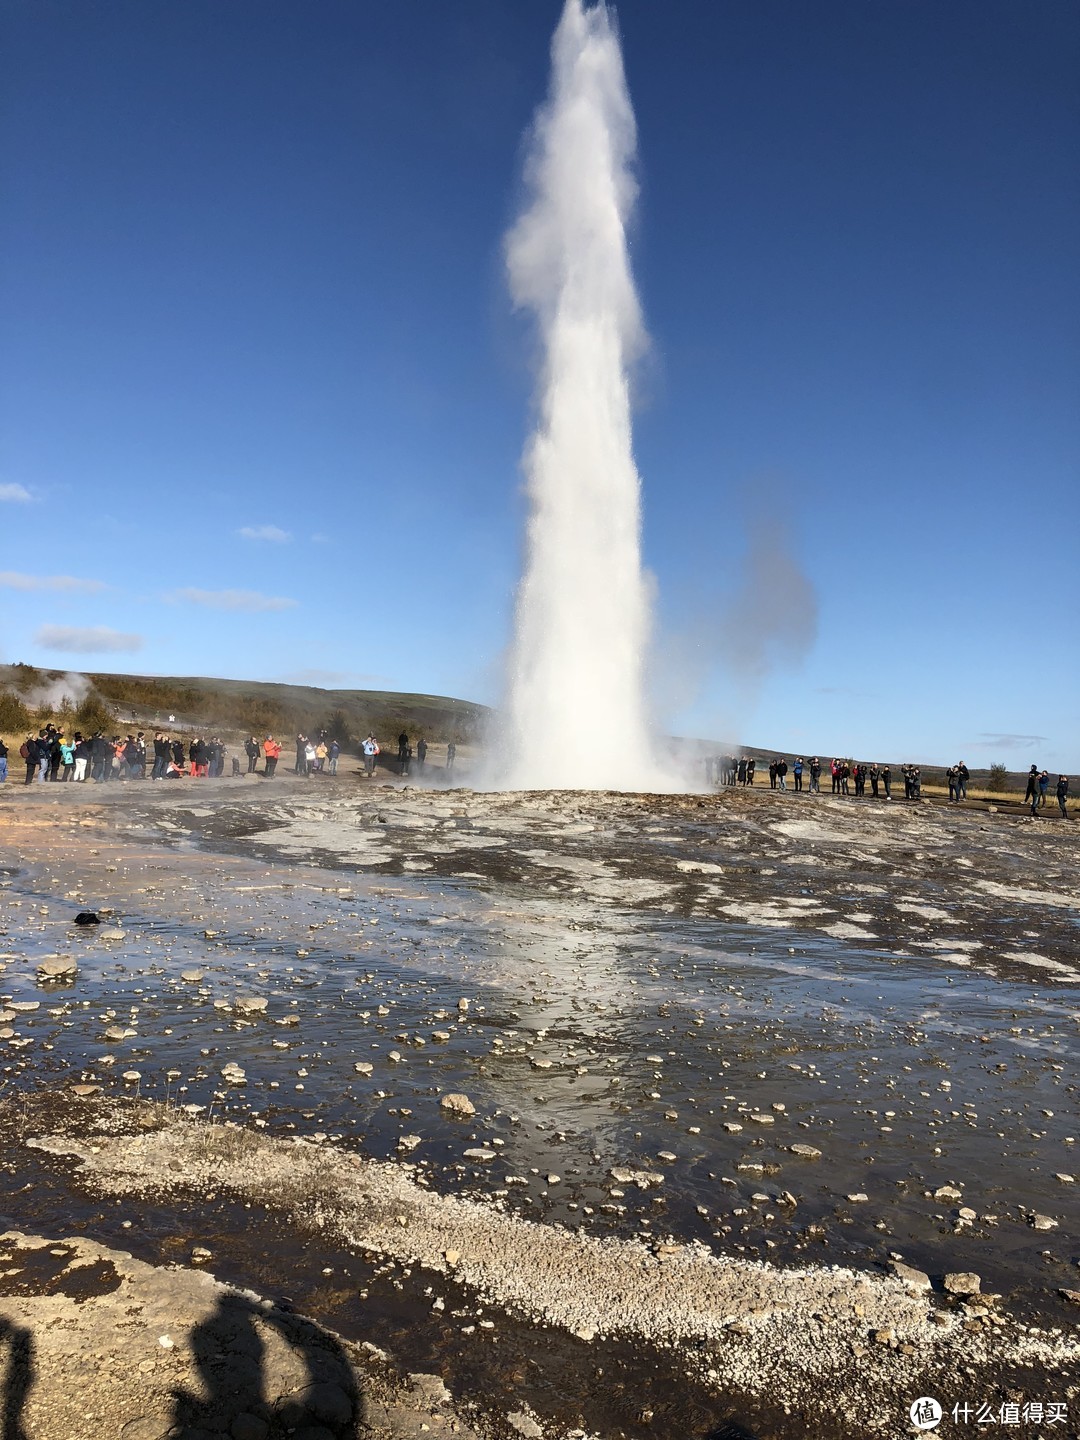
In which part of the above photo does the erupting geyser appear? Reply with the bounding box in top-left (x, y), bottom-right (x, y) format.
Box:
top-left (501, 0), bottom-right (663, 791)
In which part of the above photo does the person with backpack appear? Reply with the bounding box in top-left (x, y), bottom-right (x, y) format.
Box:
top-left (245, 736), bottom-right (261, 773)
top-left (1023, 765), bottom-right (1039, 806)
top-left (956, 761), bottom-right (969, 801)
top-left (20, 736), bottom-right (38, 784)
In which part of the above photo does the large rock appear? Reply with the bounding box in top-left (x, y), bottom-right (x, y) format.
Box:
top-left (37, 956), bottom-right (78, 981)
top-left (440, 1093), bottom-right (476, 1118)
top-left (944, 1272), bottom-right (981, 1296)
top-left (302, 1381), bottom-right (353, 1426)
top-left (890, 1261), bottom-right (932, 1292)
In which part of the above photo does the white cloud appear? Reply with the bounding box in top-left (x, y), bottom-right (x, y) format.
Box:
top-left (35, 625), bottom-right (143, 655)
top-left (0, 571), bottom-right (106, 594)
top-left (237, 525), bottom-right (291, 543)
top-left (168, 588), bottom-right (297, 614)
top-left (0, 483), bottom-right (32, 503)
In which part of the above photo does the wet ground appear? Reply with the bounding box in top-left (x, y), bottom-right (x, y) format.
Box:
top-left (0, 773), bottom-right (1077, 1437)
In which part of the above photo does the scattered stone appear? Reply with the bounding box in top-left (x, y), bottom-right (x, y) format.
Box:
top-left (408, 1373), bottom-right (452, 1406)
top-left (73, 912), bottom-right (100, 925)
top-left (190, 1246), bottom-right (212, 1264)
top-left (847, 1193), bottom-right (869, 1203)
top-left (71, 1083), bottom-right (100, 1097)
top-left (440, 1093), bottom-right (476, 1118)
top-left (234, 997), bottom-right (268, 1015)
top-left (37, 956), bottom-right (78, 981)
top-left (220, 1064), bottom-right (246, 1083)
top-left (890, 1262), bottom-right (932, 1292)
top-left (463, 1148), bottom-right (496, 1162)
top-left (749, 1113), bottom-right (775, 1125)
top-left (934, 1185), bottom-right (963, 1202)
top-left (507, 1412), bottom-right (544, 1439)
top-left (944, 1272), bottom-right (981, 1297)
top-left (1059, 1289), bottom-right (1080, 1305)
top-left (353, 1062), bottom-right (373, 1076)
top-left (180, 970), bottom-right (205, 983)
top-left (99, 929), bottom-right (127, 942)
top-left (1029, 1214), bottom-right (1058, 1230)
top-left (609, 1167), bottom-right (663, 1189)
top-left (103, 1026), bottom-right (137, 1042)
top-left (789, 1144), bottom-right (822, 1159)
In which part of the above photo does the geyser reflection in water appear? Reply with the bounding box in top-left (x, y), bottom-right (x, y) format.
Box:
top-left (499, 0), bottom-right (676, 792)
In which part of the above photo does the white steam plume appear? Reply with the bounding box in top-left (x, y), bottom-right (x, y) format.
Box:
top-left (499, 0), bottom-right (668, 792)
top-left (21, 671), bottom-right (92, 712)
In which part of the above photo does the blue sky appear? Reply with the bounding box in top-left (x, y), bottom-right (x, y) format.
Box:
top-left (1, 0), bottom-right (1077, 768)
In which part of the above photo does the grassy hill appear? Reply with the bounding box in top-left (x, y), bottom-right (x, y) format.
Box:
top-left (0, 664), bottom-right (489, 747)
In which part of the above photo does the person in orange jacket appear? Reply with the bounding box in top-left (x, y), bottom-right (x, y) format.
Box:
top-left (262, 735), bottom-right (281, 778)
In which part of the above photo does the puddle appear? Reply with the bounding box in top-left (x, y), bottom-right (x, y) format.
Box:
top-left (0, 861), bottom-right (1077, 1322)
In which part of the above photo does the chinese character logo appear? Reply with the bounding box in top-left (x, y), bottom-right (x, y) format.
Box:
top-left (910, 1398), bottom-right (943, 1431)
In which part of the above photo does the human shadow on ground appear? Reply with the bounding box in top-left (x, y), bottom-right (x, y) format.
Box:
top-left (704, 1422), bottom-right (760, 1440)
top-left (171, 1292), bottom-right (360, 1439)
top-left (0, 1320), bottom-right (34, 1440)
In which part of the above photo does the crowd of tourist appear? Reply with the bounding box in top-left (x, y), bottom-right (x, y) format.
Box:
top-left (0, 724), bottom-right (457, 787)
top-left (707, 752), bottom-right (1071, 817)
top-left (1024, 764), bottom-right (1071, 817)
top-left (0, 725), bottom-right (274, 784)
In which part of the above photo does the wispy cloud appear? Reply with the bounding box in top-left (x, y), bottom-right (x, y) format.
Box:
top-left (0, 483), bottom-right (32, 503)
top-left (168, 588), bottom-right (297, 614)
top-left (310, 533), bottom-right (330, 544)
top-left (0, 571), bottom-right (106, 594)
top-left (237, 525), bottom-right (291, 543)
top-left (970, 733), bottom-right (1049, 750)
top-left (35, 624), bottom-right (143, 654)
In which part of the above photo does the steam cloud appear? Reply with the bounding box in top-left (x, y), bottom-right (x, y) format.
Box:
top-left (18, 671), bottom-right (93, 711)
top-left (717, 523), bottom-right (819, 685)
top-left (500, 0), bottom-right (664, 791)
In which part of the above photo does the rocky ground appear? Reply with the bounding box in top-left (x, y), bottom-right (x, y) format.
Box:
top-left (0, 770), bottom-right (1077, 1438)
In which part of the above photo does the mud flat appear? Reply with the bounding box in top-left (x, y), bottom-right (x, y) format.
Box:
top-left (0, 776), bottom-right (1077, 1437)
